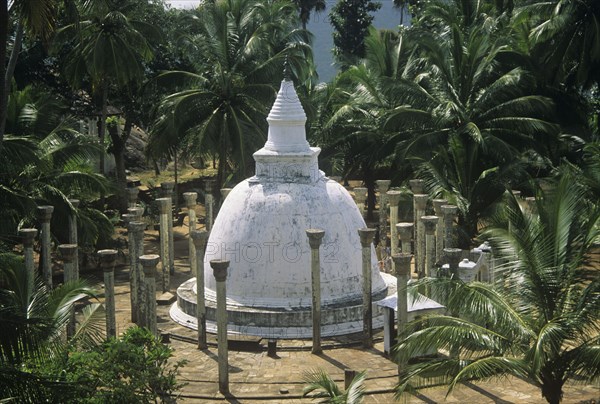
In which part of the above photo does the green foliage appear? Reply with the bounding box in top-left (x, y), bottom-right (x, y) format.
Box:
top-left (330, 0), bottom-right (381, 67)
top-left (55, 326), bottom-right (187, 403)
top-left (394, 172), bottom-right (600, 404)
top-left (303, 369), bottom-right (366, 403)
top-left (149, 0), bottom-right (314, 190)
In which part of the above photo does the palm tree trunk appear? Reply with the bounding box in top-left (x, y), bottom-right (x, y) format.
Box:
top-left (0, 19), bottom-right (23, 142)
top-left (109, 119), bottom-right (129, 212)
top-left (0, 0), bottom-right (8, 143)
top-left (99, 80), bottom-right (108, 175)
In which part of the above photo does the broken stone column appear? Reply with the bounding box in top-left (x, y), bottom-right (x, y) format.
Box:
top-left (161, 182), bottom-right (175, 275)
top-left (220, 188), bottom-right (232, 205)
top-left (156, 198), bottom-right (171, 293)
top-left (391, 253), bottom-right (412, 339)
top-left (68, 199), bottom-right (80, 279)
top-left (128, 206), bottom-right (144, 222)
top-left (432, 199), bottom-right (447, 263)
top-left (413, 195), bottom-right (428, 277)
top-left (306, 229), bottom-right (325, 355)
top-left (98, 249), bottom-right (118, 339)
top-left (126, 187), bottom-right (139, 209)
top-left (210, 259), bottom-right (230, 394)
top-left (358, 227), bottom-right (376, 348)
top-left (59, 244), bottom-right (78, 337)
top-left (140, 254), bottom-right (160, 336)
top-left (191, 230), bottom-right (209, 349)
top-left (396, 223), bottom-right (413, 254)
top-left (444, 248), bottom-right (463, 279)
top-left (441, 205), bottom-right (458, 249)
top-left (205, 180), bottom-right (215, 232)
top-left (387, 191), bottom-right (402, 255)
top-left (128, 221), bottom-right (146, 323)
top-left (376, 180), bottom-right (391, 248)
top-left (353, 187), bottom-right (368, 219)
top-left (409, 179), bottom-right (425, 195)
top-left (19, 228), bottom-right (37, 289)
top-left (184, 192), bottom-right (198, 275)
top-left (422, 216), bottom-right (438, 278)
top-left (37, 205), bottom-right (54, 288)
top-left (525, 197), bottom-right (536, 213)
top-left (459, 258), bottom-right (478, 283)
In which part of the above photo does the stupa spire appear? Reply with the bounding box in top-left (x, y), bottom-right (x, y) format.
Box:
top-left (263, 63), bottom-right (309, 153)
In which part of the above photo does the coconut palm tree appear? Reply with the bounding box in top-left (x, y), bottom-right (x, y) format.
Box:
top-left (292, 0), bottom-right (326, 30)
top-left (394, 172), bottom-right (600, 404)
top-left (523, 0), bottom-right (600, 90)
top-left (148, 0), bottom-right (313, 191)
top-left (390, 0), bottom-right (560, 246)
top-left (57, 0), bottom-right (155, 180)
top-left (303, 369), bottom-right (366, 404)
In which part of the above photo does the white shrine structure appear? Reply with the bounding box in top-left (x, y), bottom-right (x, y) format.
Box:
top-left (171, 75), bottom-right (395, 339)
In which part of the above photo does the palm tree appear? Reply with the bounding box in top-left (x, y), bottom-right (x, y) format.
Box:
top-left (149, 0), bottom-right (313, 191)
top-left (303, 369), bottom-right (366, 403)
top-left (57, 0), bottom-right (155, 183)
top-left (523, 0), bottom-right (600, 90)
top-left (1, 0), bottom-right (64, 142)
top-left (394, 172), bottom-right (600, 404)
top-left (292, 0), bottom-right (326, 30)
top-left (0, 253), bottom-right (104, 401)
top-left (391, 0), bottom-right (559, 245)
top-left (0, 85), bottom-right (112, 247)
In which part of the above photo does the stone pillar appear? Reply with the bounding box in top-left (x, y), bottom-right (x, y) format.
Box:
top-left (441, 205), bottom-right (458, 249)
top-left (409, 179), bottom-right (425, 195)
top-left (98, 249), bottom-right (118, 339)
top-left (59, 244), bottom-right (78, 337)
top-left (432, 199), bottom-right (447, 263)
top-left (220, 188), bottom-right (232, 204)
top-left (458, 259), bottom-right (478, 283)
top-left (306, 229), bottom-right (325, 355)
top-left (391, 253), bottom-right (412, 341)
top-left (387, 191), bottom-right (402, 255)
top-left (358, 228), bottom-right (376, 348)
top-left (421, 216), bottom-right (438, 278)
top-left (353, 187), bottom-right (368, 219)
top-left (191, 230), bottom-right (209, 349)
top-left (126, 187), bottom-right (139, 209)
top-left (19, 229), bottom-right (37, 289)
top-left (140, 254), bottom-right (160, 336)
top-left (184, 192), bottom-right (198, 275)
top-left (156, 198), bottom-right (171, 292)
top-left (161, 182), bottom-right (175, 275)
top-left (68, 199), bottom-right (80, 279)
top-left (525, 197), bottom-right (536, 213)
top-left (396, 223), bottom-right (413, 254)
top-left (37, 205), bottom-right (54, 288)
top-left (128, 221), bottom-right (146, 323)
top-left (205, 180), bottom-right (215, 232)
top-left (128, 206), bottom-right (144, 222)
top-left (210, 259), bottom-right (230, 394)
top-left (444, 248), bottom-right (463, 279)
top-left (413, 195), bottom-right (428, 277)
top-left (376, 180), bottom-right (391, 248)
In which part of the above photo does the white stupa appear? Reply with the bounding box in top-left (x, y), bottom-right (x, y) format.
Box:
top-left (171, 73), bottom-right (395, 338)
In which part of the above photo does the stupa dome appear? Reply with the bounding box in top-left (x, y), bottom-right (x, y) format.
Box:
top-left (171, 76), bottom-right (394, 338)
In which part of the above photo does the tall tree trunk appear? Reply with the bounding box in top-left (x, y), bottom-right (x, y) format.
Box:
top-left (109, 118), bottom-right (131, 212)
top-left (0, 17), bottom-right (23, 142)
top-left (98, 80), bottom-right (108, 175)
top-left (173, 151), bottom-right (179, 212)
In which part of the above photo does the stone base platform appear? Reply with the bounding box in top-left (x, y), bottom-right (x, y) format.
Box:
top-left (170, 272), bottom-right (397, 339)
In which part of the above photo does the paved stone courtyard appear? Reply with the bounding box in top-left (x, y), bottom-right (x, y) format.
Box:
top-left (100, 227), bottom-right (599, 403)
